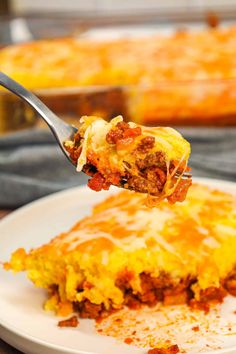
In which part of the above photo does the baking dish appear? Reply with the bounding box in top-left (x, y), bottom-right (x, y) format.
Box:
top-left (1, 77), bottom-right (235, 133)
top-left (1, 23), bottom-right (236, 131)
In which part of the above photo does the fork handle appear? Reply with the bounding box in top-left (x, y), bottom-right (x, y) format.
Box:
top-left (0, 71), bottom-right (75, 146)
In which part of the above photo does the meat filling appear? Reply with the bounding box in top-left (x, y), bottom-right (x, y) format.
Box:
top-left (66, 269), bottom-right (236, 320)
top-left (65, 121), bottom-right (191, 202)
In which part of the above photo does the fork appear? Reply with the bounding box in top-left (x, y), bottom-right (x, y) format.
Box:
top-left (0, 71), bottom-right (78, 164)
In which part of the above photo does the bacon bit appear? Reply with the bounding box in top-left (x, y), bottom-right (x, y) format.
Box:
top-left (58, 315), bottom-right (79, 328)
top-left (148, 344), bottom-right (180, 354)
top-left (97, 328), bottom-right (103, 333)
top-left (87, 172), bottom-right (109, 191)
top-left (192, 326), bottom-right (200, 332)
top-left (124, 338), bottom-right (133, 344)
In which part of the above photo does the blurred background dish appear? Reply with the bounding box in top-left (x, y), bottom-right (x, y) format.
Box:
top-left (2, 27), bottom-right (236, 130)
top-left (1, 2), bottom-right (236, 132)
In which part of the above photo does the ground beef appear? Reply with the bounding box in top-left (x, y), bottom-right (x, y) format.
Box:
top-left (58, 315), bottom-right (79, 327)
top-left (127, 163), bottom-right (170, 195)
top-left (115, 270), bottom-right (135, 290)
top-left (124, 291), bottom-right (143, 310)
top-left (135, 151), bottom-right (166, 170)
top-left (64, 132), bottom-right (82, 164)
top-left (127, 175), bottom-right (163, 195)
top-left (106, 124), bottom-right (126, 144)
top-left (117, 272), bottom-right (193, 307)
top-left (82, 163), bottom-right (98, 177)
top-left (106, 121), bottom-right (141, 144)
top-left (147, 344), bottom-right (180, 354)
top-left (189, 299), bottom-right (210, 313)
top-left (74, 300), bottom-right (104, 319)
top-left (138, 273), bottom-right (163, 305)
top-left (136, 136), bottom-right (155, 153)
top-left (224, 273), bottom-right (236, 296)
top-left (145, 167), bottom-right (167, 190)
top-left (200, 286), bottom-right (227, 303)
top-left (189, 286), bottom-right (227, 313)
top-left (71, 272), bottom-right (233, 319)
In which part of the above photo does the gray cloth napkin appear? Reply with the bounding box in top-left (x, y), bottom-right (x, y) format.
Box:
top-left (0, 127), bottom-right (236, 208)
top-left (0, 128), bottom-right (88, 208)
top-left (0, 339), bottom-right (23, 354)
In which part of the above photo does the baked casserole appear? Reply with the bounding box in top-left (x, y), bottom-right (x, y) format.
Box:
top-left (64, 115), bottom-right (192, 204)
top-left (1, 27), bottom-right (236, 125)
top-left (4, 183), bottom-right (236, 319)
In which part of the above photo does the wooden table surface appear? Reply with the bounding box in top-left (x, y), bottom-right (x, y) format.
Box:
top-left (0, 209), bottom-right (11, 219)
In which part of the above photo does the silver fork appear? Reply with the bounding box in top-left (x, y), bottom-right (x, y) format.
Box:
top-left (0, 71), bottom-right (77, 164)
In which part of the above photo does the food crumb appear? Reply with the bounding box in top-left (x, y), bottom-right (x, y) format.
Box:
top-left (57, 315), bottom-right (79, 328)
top-left (192, 326), bottom-right (200, 332)
top-left (147, 344), bottom-right (180, 354)
top-left (124, 337), bottom-right (133, 344)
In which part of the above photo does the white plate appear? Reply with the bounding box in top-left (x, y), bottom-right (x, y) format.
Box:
top-left (0, 177), bottom-right (236, 354)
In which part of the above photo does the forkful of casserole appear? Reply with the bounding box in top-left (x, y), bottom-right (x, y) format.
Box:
top-left (0, 72), bottom-right (192, 205)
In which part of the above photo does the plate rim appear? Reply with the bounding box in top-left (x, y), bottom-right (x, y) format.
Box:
top-left (1, 176), bottom-right (236, 229)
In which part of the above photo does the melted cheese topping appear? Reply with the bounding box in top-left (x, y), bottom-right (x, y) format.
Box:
top-left (51, 184), bottom-right (235, 262)
top-left (73, 115), bottom-right (190, 173)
